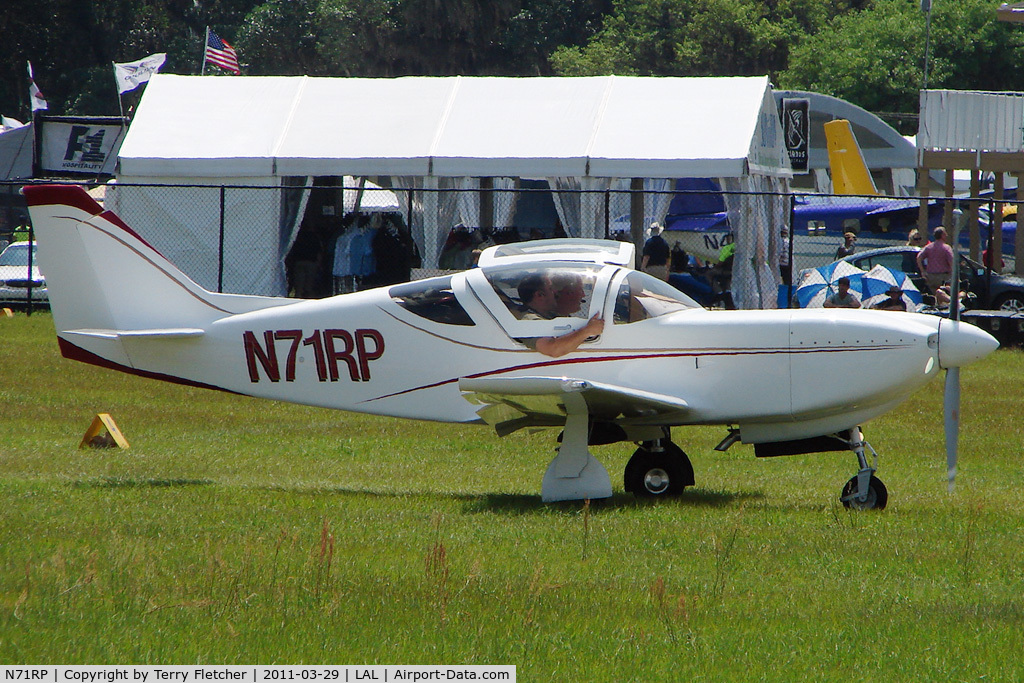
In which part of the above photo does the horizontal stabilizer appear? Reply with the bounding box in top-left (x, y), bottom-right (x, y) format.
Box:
top-left (63, 328), bottom-right (206, 340)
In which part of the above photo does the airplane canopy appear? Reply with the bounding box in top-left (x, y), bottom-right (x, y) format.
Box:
top-left (118, 74), bottom-right (793, 180)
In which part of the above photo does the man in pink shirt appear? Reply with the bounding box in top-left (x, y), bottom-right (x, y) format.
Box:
top-left (916, 227), bottom-right (954, 294)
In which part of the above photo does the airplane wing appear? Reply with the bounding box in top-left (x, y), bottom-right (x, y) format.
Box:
top-left (459, 376), bottom-right (690, 436)
top-left (864, 199), bottom-right (922, 216)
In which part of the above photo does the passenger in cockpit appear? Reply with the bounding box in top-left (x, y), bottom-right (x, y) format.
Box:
top-left (517, 272), bottom-right (603, 357)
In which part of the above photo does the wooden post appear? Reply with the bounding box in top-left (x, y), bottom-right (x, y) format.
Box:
top-left (479, 177), bottom-right (494, 230)
top-left (968, 169), bottom-right (981, 262)
top-left (630, 178), bottom-right (644, 269)
top-left (917, 167), bottom-right (931, 238)
top-left (943, 169), bottom-right (955, 231)
top-left (1015, 172), bottom-right (1024, 276)
top-left (993, 173), bottom-right (1004, 272)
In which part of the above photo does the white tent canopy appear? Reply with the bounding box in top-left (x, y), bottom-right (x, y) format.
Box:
top-left (115, 74), bottom-right (792, 304)
top-left (119, 74), bottom-right (792, 180)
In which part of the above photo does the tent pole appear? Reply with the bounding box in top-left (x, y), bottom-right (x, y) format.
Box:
top-left (218, 186), bottom-right (226, 292)
top-left (630, 178), bottom-right (644, 268)
top-left (201, 27), bottom-right (209, 75)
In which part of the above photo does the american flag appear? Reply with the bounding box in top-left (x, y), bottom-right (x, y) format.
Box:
top-left (205, 29), bottom-right (240, 75)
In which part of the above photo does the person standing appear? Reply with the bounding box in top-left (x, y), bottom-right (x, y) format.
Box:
top-left (779, 228), bottom-right (791, 285)
top-left (916, 227), bottom-right (954, 294)
top-left (834, 232), bottom-right (857, 259)
top-left (641, 223), bottom-right (670, 281)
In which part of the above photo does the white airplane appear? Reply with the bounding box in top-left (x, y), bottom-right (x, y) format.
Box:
top-left (25, 185), bottom-right (999, 509)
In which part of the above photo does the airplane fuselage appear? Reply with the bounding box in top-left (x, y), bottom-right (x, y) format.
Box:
top-left (68, 283), bottom-right (948, 445)
top-left (26, 184), bottom-right (999, 504)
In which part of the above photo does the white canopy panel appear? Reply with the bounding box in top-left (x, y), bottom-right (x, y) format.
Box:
top-left (589, 76), bottom-right (771, 178)
top-left (119, 74), bottom-right (792, 180)
top-left (919, 89), bottom-right (1024, 153)
top-left (119, 77), bottom-right (307, 176)
top-left (430, 77), bottom-right (609, 177)
top-left (279, 77), bottom-right (455, 176)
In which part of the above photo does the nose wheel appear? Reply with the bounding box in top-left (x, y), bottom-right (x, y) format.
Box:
top-left (840, 426), bottom-right (888, 510)
top-left (841, 474), bottom-right (888, 510)
top-left (624, 439), bottom-right (695, 497)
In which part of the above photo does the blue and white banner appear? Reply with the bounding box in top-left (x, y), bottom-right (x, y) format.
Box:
top-left (39, 117), bottom-right (127, 175)
top-left (113, 53), bottom-right (166, 94)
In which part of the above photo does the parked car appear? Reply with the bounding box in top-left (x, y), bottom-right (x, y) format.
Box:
top-left (838, 246), bottom-right (1024, 312)
top-left (0, 241), bottom-right (47, 307)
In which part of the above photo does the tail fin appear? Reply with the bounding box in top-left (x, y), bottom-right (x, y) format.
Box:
top-left (823, 119), bottom-right (879, 196)
top-left (24, 185), bottom-right (291, 367)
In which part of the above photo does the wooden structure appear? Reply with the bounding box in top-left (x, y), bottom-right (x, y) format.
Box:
top-left (997, 2), bottom-right (1024, 22)
top-left (916, 90), bottom-right (1023, 274)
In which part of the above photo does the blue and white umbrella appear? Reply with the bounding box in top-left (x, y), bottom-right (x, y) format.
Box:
top-left (795, 260), bottom-right (864, 308)
top-left (860, 264), bottom-right (922, 311)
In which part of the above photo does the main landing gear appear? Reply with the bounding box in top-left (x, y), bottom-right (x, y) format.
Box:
top-left (840, 426), bottom-right (888, 510)
top-left (624, 433), bottom-right (695, 498)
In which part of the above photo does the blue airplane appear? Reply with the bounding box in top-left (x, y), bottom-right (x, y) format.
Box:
top-left (663, 120), bottom-right (1015, 263)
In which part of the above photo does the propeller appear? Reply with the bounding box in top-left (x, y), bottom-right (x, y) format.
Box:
top-left (944, 364), bottom-right (959, 492)
top-left (944, 208), bottom-right (965, 492)
top-left (935, 208), bottom-right (1001, 493)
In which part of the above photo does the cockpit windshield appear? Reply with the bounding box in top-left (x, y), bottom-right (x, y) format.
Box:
top-left (482, 264), bottom-right (604, 320)
top-left (389, 276), bottom-right (475, 326)
top-left (613, 271), bottom-right (700, 324)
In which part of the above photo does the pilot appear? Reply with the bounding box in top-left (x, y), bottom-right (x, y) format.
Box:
top-left (517, 272), bottom-right (604, 357)
top-left (518, 273), bottom-right (558, 320)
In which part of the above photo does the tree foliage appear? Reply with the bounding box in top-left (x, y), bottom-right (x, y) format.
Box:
top-left (0, 0), bottom-right (1021, 128)
top-left (548, 0), bottom-right (865, 77)
top-left (0, 0), bottom-right (611, 117)
top-left (781, 0), bottom-right (1024, 119)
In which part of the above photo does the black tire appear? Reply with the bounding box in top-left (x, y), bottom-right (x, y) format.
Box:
top-left (840, 474), bottom-right (888, 510)
top-left (993, 292), bottom-right (1024, 314)
top-left (624, 441), bottom-right (695, 497)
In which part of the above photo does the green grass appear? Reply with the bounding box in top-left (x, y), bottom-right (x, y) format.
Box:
top-left (2, 312), bottom-right (1024, 679)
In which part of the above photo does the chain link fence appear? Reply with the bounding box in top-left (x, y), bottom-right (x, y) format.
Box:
top-left (2, 179), bottom-right (1016, 312)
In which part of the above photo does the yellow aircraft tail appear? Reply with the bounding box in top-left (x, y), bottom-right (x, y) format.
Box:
top-left (823, 119), bottom-right (879, 196)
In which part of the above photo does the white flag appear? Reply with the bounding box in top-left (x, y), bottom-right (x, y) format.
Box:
top-left (113, 53), bottom-right (166, 94)
top-left (27, 62), bottom-right (48, 111)
top-left (2, 116), bottom-right (26, 131)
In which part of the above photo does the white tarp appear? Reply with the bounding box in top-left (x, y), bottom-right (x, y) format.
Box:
top-left (0, 123), bottom-right (33, 180)
top-left (104, 177), bottom-right (297, 296)
top-left (119, 74), bottom-right (793, 180)
top-left (919, 90), bottom-right (1024, 153)
top-left (115, 74), bottom-right (792, 304)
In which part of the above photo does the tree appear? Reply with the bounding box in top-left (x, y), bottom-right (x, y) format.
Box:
top-left (548, 0), bottom-right (859, 77)
top-left (781, 0), bottom-right (1024, 126)
top-left (235, 0), bottom-right (611, 77)
top-left (0, 0), bottom-right (265, 117)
